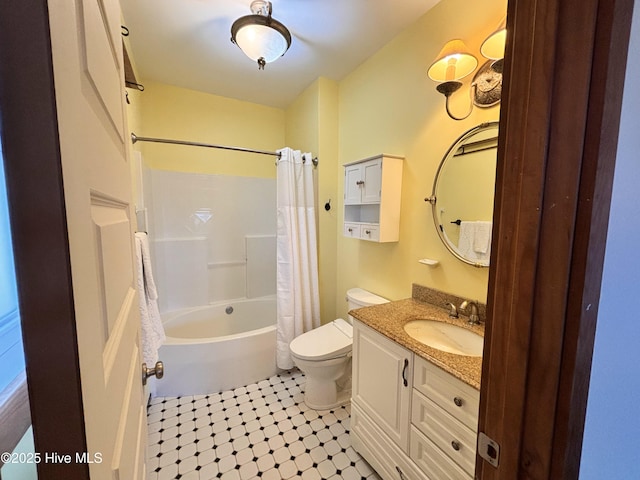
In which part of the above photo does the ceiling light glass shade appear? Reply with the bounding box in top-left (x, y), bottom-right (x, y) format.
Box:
top-left (481, 28), bottom-right (507, 60)
top-left (231, 1), bottom-right (291, 69)
top-left (233, 21), bottom-right (290, 63)
top-left (427, 39), bottom-right (478, 82)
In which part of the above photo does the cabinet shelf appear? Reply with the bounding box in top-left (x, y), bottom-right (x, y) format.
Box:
top-left (343, 154), bottom-right (403, 242)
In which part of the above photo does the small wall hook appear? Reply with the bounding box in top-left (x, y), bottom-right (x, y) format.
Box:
top-left (324, 199), bottom-right (331, 211)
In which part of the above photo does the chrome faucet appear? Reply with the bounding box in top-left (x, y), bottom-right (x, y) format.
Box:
top-left (460, 300), bottom-right (481, 325)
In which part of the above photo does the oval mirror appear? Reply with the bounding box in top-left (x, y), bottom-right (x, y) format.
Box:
top-left (426, 122), bottom-right (499, 267)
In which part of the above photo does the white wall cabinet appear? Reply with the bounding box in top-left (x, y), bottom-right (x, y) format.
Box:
top-left (351, 320), bottom-right (479, 480)
top-left (343, 154), bottom-right (403, 242)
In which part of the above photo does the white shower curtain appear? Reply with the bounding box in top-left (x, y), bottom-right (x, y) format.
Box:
top-left (276, 147), bottom-right (321, 369)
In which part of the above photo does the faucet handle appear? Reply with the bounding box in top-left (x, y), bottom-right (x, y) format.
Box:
top-left (459, 300), bottom-right (481, 325)
top-left (446, 302), bottom-right (459, 318)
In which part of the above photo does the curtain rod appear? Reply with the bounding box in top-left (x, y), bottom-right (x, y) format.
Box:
top-left (130, 133), bottom-right (318, 166)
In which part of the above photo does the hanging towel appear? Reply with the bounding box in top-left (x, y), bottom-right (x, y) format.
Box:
top-left (457, 221), bottom-right (492, 266)
top-left (457, 221), bottom-right (476, 259)
top-left (135, 232), bottom-right (166, 366)
top-left (473, 221), bottom-right (493, 254)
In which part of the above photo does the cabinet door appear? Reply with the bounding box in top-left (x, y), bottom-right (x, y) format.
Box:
top-left (352, 320), bottom-right (412, 452)
top-left (361, 158), bottom-right (383, 203)
top-left (344, 164), bottom-right (363, 205)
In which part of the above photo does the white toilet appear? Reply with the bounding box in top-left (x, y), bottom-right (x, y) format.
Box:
top-left (289, 288), bottom-right (388, 410)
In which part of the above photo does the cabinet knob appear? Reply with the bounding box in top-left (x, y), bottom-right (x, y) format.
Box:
top-left (348, 228), bottom-right (353, 233)
top-left (451, 440), bottom-right (461, 451)
top-left (453, 396), bottom-right (464, 407)
top-left (365, 229), bottom-right (371, 235)
top-left (356, 180), bottom-right (365, 186)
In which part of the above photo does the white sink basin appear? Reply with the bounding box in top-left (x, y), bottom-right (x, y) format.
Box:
top-left (403, 319), bottom-right (484, 357)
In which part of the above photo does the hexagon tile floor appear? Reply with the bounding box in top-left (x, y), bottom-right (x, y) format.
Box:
top-left (146, 370), bottom-right (381, 480)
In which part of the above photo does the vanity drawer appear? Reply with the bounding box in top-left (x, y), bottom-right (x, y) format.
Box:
top-left (410, 426), bottom-right (472, 480)
top-left (360, 224), bottom-right (380, 241)
top-left (412, 390), bottom-right (476, 475)
top-left (413, 356), bottom-right (479, 431)
top-left (344, 223), bottom-right (361, 238)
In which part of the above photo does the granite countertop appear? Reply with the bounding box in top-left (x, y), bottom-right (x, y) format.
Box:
top-left (349, 298), bottom-right (484, 389)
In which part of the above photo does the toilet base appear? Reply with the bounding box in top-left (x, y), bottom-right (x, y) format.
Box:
top-left (304, 384), bottom-right (351, 410)
top-left (293, 356), bottom-right (353, 410)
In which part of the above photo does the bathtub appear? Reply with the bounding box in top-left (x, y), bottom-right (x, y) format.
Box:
top-left (154, 297), bottom-right (277, 397)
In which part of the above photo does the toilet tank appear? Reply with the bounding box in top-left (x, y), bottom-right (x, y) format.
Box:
top-left (346, 288), bottom-right (389, 323)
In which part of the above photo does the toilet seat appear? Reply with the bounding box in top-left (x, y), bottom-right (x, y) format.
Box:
top-left (289, 319), bottom-right (353, 361)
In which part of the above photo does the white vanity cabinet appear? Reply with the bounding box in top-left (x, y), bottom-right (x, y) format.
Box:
top-left (351, 320), bottom-right (425, 480)
top-left (343, 154), bottom-right (403, 242)
top-left (351, 320), bottom-right (480, 480)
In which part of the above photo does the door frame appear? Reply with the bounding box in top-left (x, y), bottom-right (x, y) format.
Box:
top-left (0, 0), bottom-right (89, 478)
top-left (479, 0), bottom-right (635, 478)
top-left (0, 0), bottom-right (635, 479)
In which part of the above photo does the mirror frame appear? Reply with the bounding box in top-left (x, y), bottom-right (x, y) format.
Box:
top-left (426, 121), bottom-right (499, 267)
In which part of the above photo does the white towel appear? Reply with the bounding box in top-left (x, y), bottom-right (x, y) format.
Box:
top-left (135, 232), bottom-right (166, 366)
top-left (458, 221), bottom-right (476, 259)
top-left (473, 221), bottom-right (492, 254)
top-left (457, 221), bottom-right (492, 266)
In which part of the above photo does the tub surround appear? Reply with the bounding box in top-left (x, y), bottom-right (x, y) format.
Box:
top-left (349, 285), bottom-right (484, 389)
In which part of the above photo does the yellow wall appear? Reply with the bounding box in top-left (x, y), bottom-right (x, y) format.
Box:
top-left (134, 81), bottom-right (285, 178)
top-left (285, 78), bottom-right (340, 324)
top-left (335, 0), bottom-right (506, 319)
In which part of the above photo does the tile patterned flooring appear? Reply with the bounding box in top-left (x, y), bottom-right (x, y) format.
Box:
top-left (146, 370), bottom-right (381, 480)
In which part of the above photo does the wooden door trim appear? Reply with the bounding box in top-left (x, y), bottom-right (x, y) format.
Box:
top-left (0, 0), bottom-right (90, 478)
top-left (479, 0), bottom-right (634, 478)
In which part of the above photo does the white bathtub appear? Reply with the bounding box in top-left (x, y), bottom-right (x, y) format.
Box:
top-left (154, 297), bottom-right (277, 397)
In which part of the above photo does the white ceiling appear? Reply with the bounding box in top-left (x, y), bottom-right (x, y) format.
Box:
top-left (120, 0), bottom-right (441, 109)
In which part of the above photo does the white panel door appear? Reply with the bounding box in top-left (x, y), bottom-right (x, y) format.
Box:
top-left (352, 320), bottom-right (412, 452)
top-left (344, 164), bottom-right (364, 205)
top-left (48, 0), bottom-right (146, 478)
top-left (361, 158), bottom-right (382, 203)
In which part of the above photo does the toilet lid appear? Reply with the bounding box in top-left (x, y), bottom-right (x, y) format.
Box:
top-left (289, 319), bottom-right (353, 361)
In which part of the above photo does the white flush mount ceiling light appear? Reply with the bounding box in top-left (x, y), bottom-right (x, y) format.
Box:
top-left (230, 0), bottom-right (292, 70)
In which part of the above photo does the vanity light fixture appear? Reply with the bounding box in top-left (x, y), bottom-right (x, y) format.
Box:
top-left (428, 20), bottom-right (507, 121)
top-left (231, 0), bottom-right (292, 70)
top-left (480, 23), bottom-right (507, 73)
